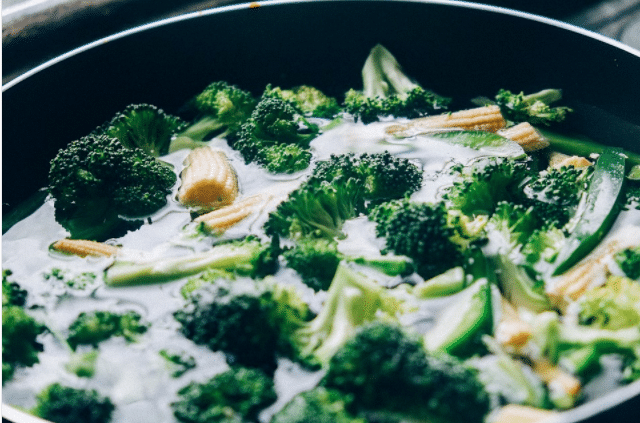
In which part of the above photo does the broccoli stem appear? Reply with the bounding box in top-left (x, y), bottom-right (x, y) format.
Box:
top-left (105, 243), bottom-right (261, 286)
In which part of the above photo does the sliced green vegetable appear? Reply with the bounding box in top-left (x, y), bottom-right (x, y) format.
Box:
top-left (428, 130), bottom-right (526, 159)
top-left (423, 277), bottom-right (493, 357)
top-left (552, 148), bottom-right (626, 276)
top-left (413, 266), bottom-right (465, 298)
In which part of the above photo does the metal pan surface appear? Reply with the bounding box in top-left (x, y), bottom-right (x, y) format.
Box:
top-left (3, 1), bottom-right (640, 422)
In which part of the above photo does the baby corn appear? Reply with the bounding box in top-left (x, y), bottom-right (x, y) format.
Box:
top-left (178, 147), bottom-right (238, 210)
top-left (492, 404), bottom-right (556, 423)
top-left (496, 298), bottom-right (532, 349)
top-left (385, 105), bottom-right (506, 137)
top-left (52, 239), bottom-right (119, 257)
top-left (498, 122), bottom-right (550, 152)
top-left (548, 152), bottom-right (592, 169)
top-left (195, 195), bottom-right (264, 235)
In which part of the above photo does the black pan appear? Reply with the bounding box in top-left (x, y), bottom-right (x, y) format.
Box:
top-left (3, 1), bottom-right (640, 422)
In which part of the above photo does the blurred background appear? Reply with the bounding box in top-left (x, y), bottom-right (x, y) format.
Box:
top-left (3, 0), bottom-right (640, 84)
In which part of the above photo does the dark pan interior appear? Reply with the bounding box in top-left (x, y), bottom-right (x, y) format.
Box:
top-left (2, 1), bottom-right (640, 422)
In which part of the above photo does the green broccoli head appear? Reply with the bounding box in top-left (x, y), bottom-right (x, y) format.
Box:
top-left (370, 200), bottom-right (463, 280)
top-left (343, 45), bottom-right (450, 123)
top-left (33, 383), bottom-right (114, 423)
top-left (2, 271), bottom-right (45, 384)
top-left (578, 275), bottom-right (640, 330)
top-left (271, 387), bottom-right (365, 423)
top-left (309, 152), bottom-right (423, 204)
top-left (321, 321), bottom-right (490, 423)
top-left (283, 238), bottom-right (341, 291)
top-left (527, 165), bottom-right (592, 208)
top-left (66, 310), bottom-right (148, 350)
top-left (444, 157), bottom-right (531, 216)
top-left (94, 103), bottom-right (187, 157)
top-left (2, 269), bottom-right (26, 308)
top-left (265, 177), bottom-right (365, 240)
top-left (171, 366), bottom-right (276, 423)
top-left (229, 97), bottom-right (318, 173)
top-left (48, 134), bottom-right (177, 241)
top-left (177, 81), bottom-right (257, 142)
top-left (262, 143), bottom-right (312, 174)
top-left (614, 245), bottom-right (640, 280)
top-left (174, 279), bottom-right (312, 373)
top-left (494, 88), bottom-right (572, 126)
top-left (263, 84), bottom-right (341, 119)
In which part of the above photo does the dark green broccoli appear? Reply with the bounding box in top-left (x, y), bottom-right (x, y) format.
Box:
top-left (270, 387), bottom-right (365, 423)
top-left (527, 165), bottom-right (592, 208)
top-left (283, 238), bottom-right (412, 291)
top-left (486, 201), bottom-right (542, 252)
top-left (344, 44), bottom-right (451, 124)
top-left (175, 81), bottom-right (257, 145)
top-left (33, 383), bottom-right (114, 423)
top-left (370, 200), bottom-right (464, 280)
top-left (105, 236), bottom-right (280, 286)
top-left (321, 321), bottom-right (490, 423)
top-left (261, 143), bottom-right (312, 174)
top-left (294, 264), bottom-right (403, 366)
top-left (48, 134), bottom-right (177, 241)
top-left (444, 157), bottom-right (531, 216)
top-left (66, 310), bottom-right (148, 350)
top-left (265, 177), bottom-right (364, 240)
top-left (172, 366), bottom-right (276, 423)
top-left (229, 97), bottom-right (319, 173)
top-left (263, 84), bottom-right (341, 119)
top-left (614, 245), bottom-right (640, 280)
top-left (94, 103), bottom-right (187, 157)
top-left (623, 179), bottom-right (640, 210)
top-left (2, 269), bottom-right (26, 308)
top-left (494, 88), bottom-right (572, 126)
top-left (309, 152), bottom-right (423, 204)
top-left (174, 279), bottom-right (312, 373)
top-left (2, 270), bottom-right (45, 384)
top-left (159, 349), bottom-right (197, 378)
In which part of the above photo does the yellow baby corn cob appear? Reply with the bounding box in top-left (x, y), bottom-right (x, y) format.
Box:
top-left (178, 147), bottom-right (239, 210)
top-left (548, 151), bottom-right (592, 169)
top-left (52, 239), bottom-right (119, 257)
top-left (195, 195), bottom-right (263, 235)
top-left (496, 298), bottom-right (532, 349)
top-left (385, 105), bottom-right (506, 137)
top-left (533, 359), bottom-right (582, 399)
top-left (492, 405), bottom-right (556, 423)
top-left (498, 122), bottom-right (550, 152)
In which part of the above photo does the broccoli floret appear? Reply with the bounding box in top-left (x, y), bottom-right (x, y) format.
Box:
top-left (486, 201), bottom-right (541, 252)
top-left (521, 226), bottom-right (567, 267)
top-left (174, 279), bottom-right (312, 373)
top-left (94, 103), bottom-right (187, 157)
top-left (578, 275), bottom-right (640, 330)
top-left (66, 310), bottom-right (148, 350)
top-left (265, 177), bottom-right (364, 240)
top-left (283, 238), bottom-right (413, 292)
top-left (370, 200), bottom-right (464, 280)
top-left (623, 179), bottom-right (640, 210)
top-left (2, 269), bottom-right (26, 307)
top-left (527, 165), bottom-right (592, 207)
top-left (309, 152), bottom-right (423, 204)
top-left (614, 245), bottom-right (640, 280)
top-left (229, 97), bottom-right (319, 173)
top-left (176, 81), bottom-right (257, 145)
top-left (271, 387), bottom-right (365, 423)
top-left (159, 349), bottom-right (196, 378)
top-left (2, 271), bottom-right (45, 384)
top-left (494, 89), bottom-right (572, 126)
top-left (444, 157), bottom-right (531, 216)
top-left (48, 134), bottom-right (177, 241)
top-left (105, 236), bottom-right (280, 286)
top-left (294, 264), bottom-right (403, 366)
top-left (172, 366), bottom-right (276, 423)
top-left (263, 84), bottom-right (341, 119)
top-left (43, 268), bottom-right (97, 290)
top-left (321, 321), bottom-right (490, 423)
top-left (33, 383), bottom-right (114, 423)
top-left (262, 143), bottom-right (312, 173)
top-left (344, 45), bottom-right (451, 123)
